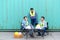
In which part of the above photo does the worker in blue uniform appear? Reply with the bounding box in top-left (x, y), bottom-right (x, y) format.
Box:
top-left (29, 8), bottom-right (38, 26)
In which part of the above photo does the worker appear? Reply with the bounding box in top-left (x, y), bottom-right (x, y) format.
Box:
top-left (29, 8), bottom-right (38, 26)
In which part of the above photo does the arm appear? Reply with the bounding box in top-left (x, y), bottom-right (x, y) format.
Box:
top-left (21, 21), bottom-right (26, 28)
top-left (44, 21), bottom-right (47, 28)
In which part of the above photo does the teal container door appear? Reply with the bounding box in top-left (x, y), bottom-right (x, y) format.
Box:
top-left (0, 0), bottom-right (23, 29)
top-left (0, 0), bottom-right (7, 29)
top-left (0, 0), bottom-right (60, 30)
top-left (47, 0), bottom-right (60, 29)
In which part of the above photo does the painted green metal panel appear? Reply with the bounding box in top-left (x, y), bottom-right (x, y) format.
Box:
top-left (0, 0), bottom-right (22, 29)
top-left (0, 0), bottom-right (60, 29)
top-left (47, 0), bottom-right (60, 29)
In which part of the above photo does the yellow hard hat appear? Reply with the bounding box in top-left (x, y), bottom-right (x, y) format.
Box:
top-left (14, 32), bottom-right (19, 35)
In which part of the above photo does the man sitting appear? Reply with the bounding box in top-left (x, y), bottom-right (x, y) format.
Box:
top-left (36, 16), bottom-right (47, 37)
top-left (21, 16), bottom-right (34, 37)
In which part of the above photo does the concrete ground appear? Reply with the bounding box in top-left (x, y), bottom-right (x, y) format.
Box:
top-left (0, 32), bottom-right (60, 40)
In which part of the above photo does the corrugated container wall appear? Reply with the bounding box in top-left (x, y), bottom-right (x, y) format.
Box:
top-left (0, 0), bottom-right (60, 30)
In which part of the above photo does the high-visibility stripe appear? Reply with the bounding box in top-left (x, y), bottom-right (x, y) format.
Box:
top-left (30, 11), bottom-right (35, 16)
top-left (25, 21), bottom-right (28, 26)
